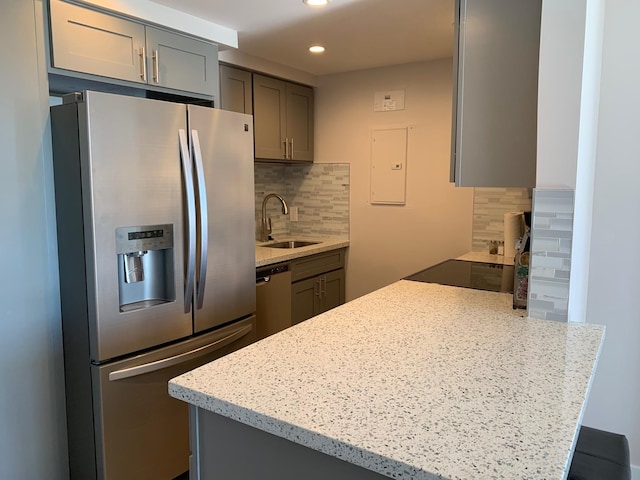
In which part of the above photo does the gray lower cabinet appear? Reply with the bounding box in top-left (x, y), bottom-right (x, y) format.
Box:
top-left (253, 73), bottom-right (314, 162)
top-left (219, 64), bottom-right (253, 114)
top-left (190, 406), bottom-right (390, 480)
top-left (291, 249), bottom-right (345, 324)
top-left (48, 0), bottom-right (219, 99)
top-left (451, 0), bottom-right (541, 187)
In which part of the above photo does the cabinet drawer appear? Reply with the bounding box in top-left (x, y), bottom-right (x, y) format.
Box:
top-left (290, 249), bottom-right (345, 283)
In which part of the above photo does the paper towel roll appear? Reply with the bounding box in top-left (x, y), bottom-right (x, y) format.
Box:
top-left (504, 212), bottom-right (525, 259)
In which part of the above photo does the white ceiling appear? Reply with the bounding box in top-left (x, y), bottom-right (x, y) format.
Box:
top-left (149, 0), bottom-right (454, 76)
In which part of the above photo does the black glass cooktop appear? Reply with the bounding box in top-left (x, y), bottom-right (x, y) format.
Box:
top-left (405, 259), bottom-right (514, 293)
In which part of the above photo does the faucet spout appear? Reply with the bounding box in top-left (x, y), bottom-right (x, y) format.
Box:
top-left (260, 193), bottom-right (289, 242)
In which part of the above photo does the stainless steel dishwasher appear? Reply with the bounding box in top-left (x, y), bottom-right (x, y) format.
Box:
top-left (256, 263), bottom-right (292, 340)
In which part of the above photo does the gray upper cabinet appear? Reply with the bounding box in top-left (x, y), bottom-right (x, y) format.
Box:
top-left (49, 0), bottom-right (146, 84)
top-left (220, 65), bottom-right (253, 114)
top-left (286, 83), bottom-right (314, 162)
top-left (48, 0), bottom-right (219, 99)
top-left (451, 0), bottom-right (541, 188)
top-left (253, 74), bottom-right (314, 162)
top-left (145, 27), bottom-right (218, 97)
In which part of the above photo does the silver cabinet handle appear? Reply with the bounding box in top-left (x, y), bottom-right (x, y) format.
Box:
top-left (152, 49), bottom-right (159, 83)
top-left (179, 129), bottom-right (196, 313)
top-left (450, 0), bottom-right (462, 183)
top-left (191, 130), bottom-right (209, 310)
top-left (283, 137), bottom-right (289, 159)
top-left (108, 324), bottom-right (253, 381)
top-left (290, 138), bottom-right (294, 159)
top-left (315, 279), bottom-right (321, 297)
top-left (139, 45), bottom-right (146, 82)
top-left (319, 276), bottom-right (326, 297)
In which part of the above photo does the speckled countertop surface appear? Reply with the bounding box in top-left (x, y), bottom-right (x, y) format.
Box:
top-left (255, 236), bottom-right (349, 267)
top-left (169, 281), bottom-right (605, 480)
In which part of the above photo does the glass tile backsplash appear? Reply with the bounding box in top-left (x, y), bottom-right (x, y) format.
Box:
top-left (254, 163), bottom-right (350, 240)
top-left (527, 188), bottom-right (575, 322)
top-left (472, 188), bottom-right (532, 252)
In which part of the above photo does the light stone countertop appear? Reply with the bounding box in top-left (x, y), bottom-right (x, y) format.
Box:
top-left (255, 236), bottom-right (349, 267)
top-left (169, 281), bottom-right (605, 480)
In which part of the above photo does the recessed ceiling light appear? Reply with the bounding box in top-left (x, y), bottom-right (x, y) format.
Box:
top-left (309, 45), bottom-right (326, 54)
top-left (303, 0), bottom-right (329, 7)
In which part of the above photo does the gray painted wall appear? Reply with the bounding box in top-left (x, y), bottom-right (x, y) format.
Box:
top-left (0, 1), bottom-right (69, 478)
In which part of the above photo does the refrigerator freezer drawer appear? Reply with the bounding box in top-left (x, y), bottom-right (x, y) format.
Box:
top-left (76, 317), bottom-right (255, 480)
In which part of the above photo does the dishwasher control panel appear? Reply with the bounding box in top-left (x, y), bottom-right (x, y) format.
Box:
top-left (256, 263), bottom-right (289, 279)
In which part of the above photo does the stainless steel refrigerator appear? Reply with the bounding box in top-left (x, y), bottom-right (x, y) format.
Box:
top-left (51, 91), bottom-right (257, 480)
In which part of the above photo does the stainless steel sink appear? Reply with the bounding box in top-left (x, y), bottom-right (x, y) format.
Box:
top-left (261, 240), bottom-right (319, 249)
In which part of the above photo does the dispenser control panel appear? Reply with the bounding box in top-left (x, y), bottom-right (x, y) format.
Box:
top-left (116, 224), bottom-right (173, 253)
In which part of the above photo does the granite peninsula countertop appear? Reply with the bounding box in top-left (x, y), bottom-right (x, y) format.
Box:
top-left (255, 236), bottom-right (349, 267)
top-left (169, 281), bottom-right (605, 480)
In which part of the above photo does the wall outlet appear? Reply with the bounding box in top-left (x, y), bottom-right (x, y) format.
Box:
top-left (289, 206), bottom-right (298, 222)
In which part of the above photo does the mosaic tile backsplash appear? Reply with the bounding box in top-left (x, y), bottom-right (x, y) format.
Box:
top-left (527, 188), bottom-right (574, 322)
top-left (254, 163), bottom-right (350, 240)
top-left (472, 188), bottom-right (533, 252)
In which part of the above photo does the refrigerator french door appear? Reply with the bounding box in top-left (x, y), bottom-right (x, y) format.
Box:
top-left (51, 91), bottom-right (256, 480)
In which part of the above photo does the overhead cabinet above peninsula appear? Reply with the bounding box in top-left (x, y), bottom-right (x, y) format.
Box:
top-left (451, 0), bottom-right (541, 188)
top-left (47, 0), bottom-right (219, 100)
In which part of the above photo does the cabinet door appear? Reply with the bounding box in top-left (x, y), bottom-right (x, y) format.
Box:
top-left (49, 0), bottom-right (146, 84)
top-left (145, 26), bottom-right (219, 98)
top-left (220, 65), bottom-right (253, 114)
top-left (253, 74), bottom-right (287, 160)
top-left (451, 0), bottom-right (541, 187)
top-left (319, 269), bottom-right (345, 314)
top-left (291, 276), bottom-right (320, 325)
top-left (286, 83), bottom-right (314, 162)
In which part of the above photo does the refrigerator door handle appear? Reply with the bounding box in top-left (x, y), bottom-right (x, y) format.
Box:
top-left (108, 323), bottom-right (253, 381)
top-left (179, 129), bottom-right (196, 313)
top-left (191, 129), bottom-right (209, 310)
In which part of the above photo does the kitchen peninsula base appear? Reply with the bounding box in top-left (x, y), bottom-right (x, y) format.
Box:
top-left (170, 282), bottom-right (605, 480)
top-left (189, 406), bottom-right (390, 479)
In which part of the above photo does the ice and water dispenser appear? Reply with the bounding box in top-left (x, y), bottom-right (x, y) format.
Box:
top-left (116, 224), bottom-right (176, 313)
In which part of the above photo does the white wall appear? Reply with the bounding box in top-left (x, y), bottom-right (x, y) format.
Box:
top-left (0, 1), bottom-right (68, 478)
top-left (315, 60), bottom-right (474, 300)
top-left (581, 0), bottom-right (640, 469)
top-left (568, 0), bottom-right (604, 324)
top-left (537, 0), bottom-right (586, 189)
top-left (538, 0), bottom-right (640, 469)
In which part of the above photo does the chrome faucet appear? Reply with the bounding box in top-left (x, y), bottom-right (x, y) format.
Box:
top-left (260, 193), bottom-right (289, 242)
